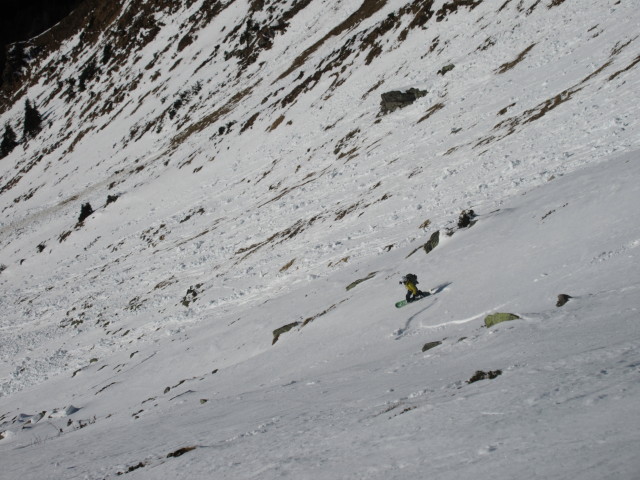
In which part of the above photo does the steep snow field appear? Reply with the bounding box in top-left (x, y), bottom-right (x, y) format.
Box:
top-left (3, 148), bottom-right (640, 480)
top-left (0, 0), bottom-right (639, 478)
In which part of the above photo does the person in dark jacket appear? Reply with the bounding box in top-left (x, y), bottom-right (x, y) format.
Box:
top-left (400, 273), bottom-right (428, 302)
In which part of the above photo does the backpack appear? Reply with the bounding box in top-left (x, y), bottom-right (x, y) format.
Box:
top-left (405, 273), bottom-right (418, 284)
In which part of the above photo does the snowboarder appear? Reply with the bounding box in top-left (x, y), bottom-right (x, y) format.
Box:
top-left (400, 273), bottom-right (427, 303)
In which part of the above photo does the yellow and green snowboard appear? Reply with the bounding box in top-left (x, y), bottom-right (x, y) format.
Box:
top-left (395, 290), bottom-right (432, 308)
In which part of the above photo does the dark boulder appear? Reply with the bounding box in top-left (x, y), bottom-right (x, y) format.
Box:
top-left (272, 322), bottom-right (299, 345)
top-left (467, 370), bottom-right (502, 384)
top-left (423, 230), bottom-right (440, 254)
top-left (405, 230), bottom-right (440, 258)
top-left (422, 341), bottom-right (442, 352)
top-left (457, 209), bottom-right (476, 228)
top-left (77, 202), bottom-right (94, 225)
top-left (437, 64), bottom-right (455, 75)
top-left (556, 294), bottom-right (572, 307)
top-left (484, 312), bottom-right (520, 328)
top-left (380, 88), bottom-right (427, 114)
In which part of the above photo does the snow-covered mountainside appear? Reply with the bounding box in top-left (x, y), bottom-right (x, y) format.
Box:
top-left (1, 0), bottom-right (639, 478)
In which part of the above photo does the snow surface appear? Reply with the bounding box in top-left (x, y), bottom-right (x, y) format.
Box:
top-left (0, 0), bottom-right (639, 478)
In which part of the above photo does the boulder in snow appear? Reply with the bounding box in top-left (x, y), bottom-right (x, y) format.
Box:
top-left (457, 209), bottom-right (477, 228)
top-left (423, 230), bottom-right (440, 254)
top-left (484, 312), bottom-right (520, 328)
top-left (467, 370), bottom-right (502, 384)
top-left (380, 88), bottom-right (427, 114)
top-left (272, 322), bottom-right (300, 345)
top-left (422, 341), bottom-right (442, 352)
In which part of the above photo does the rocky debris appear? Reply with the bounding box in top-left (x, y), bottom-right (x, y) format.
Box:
top-left (181, 284), bottom-right (203, 307)
top-left (556, 294), bottom-right (572, 307)
top-left (120, 461), bottom-right (146, 474)
top-left (167, 446), bottom-right (197, 458)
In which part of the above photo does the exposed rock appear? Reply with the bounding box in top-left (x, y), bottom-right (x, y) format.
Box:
top-left (437, 63), bottom-right (455, 75)
top-left (272, 321), bottom-right (300, 345)
top-left (423, 230), bottom-right (440, 254)
top-left (556, 294), bottom-right (572, 307)
top-left (422, 341), bottom-right (442, 352)
top-left (436, 0), bottom-right (483, 22)
top-left (380, 88), bottom-right (427, 114)
top-left (279, 258), bottom-right (296, 272)
top-left (121, 462), bottom-right (146, 474)
top-left (105, 194), bottom-right (119, 206)
top-left (181, 284), bottom-right (203, 307)
top-left (302, 301), bottom-right (344, 327)
top-left (496, 43), bottom-right (536, 74)
top-left (346, 272), bottom-right (376, 291)
top-left (167, 446), bottom-right (197, 458)
top-left (467, 369), bottom-right (502, 384)
top-left (457, 209), bottom-right (476, 228)
top-left (406, 230), bottom-right (440, 258)
top-left (484, 312), bottom-right (520, 328)
top-left (77, 202), bottom-right (94, 225)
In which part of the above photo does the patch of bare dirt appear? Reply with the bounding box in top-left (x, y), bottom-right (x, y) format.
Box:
top-left (277, 0), bottom-right (388, 82)
top-left (495, 43), bottom-right (536, 74)
top-left (608, 54), bottom-right (640, 81)
top-left (170, 82), bottom-right (258, 149)
top-left (235, 214), bottom-right (324, 261)
top-left (475, 44), bottom-right (632, 148)
top-left (436, 0), bottom-right (483, 21)
top-left (417, 102), bottom-right (444, 123)
top-left (475, 85), bottom-right (582, 147)
top-left (526, 0), bottom-right (543, 15)
top-left (267, 114), bottom-right (286, 132)
top-left (258, 166), bottom-right (330, 207)
top-left (497, 0), bottom-right (512, 12)
top-left (548, 0), bottom-right (567, 8)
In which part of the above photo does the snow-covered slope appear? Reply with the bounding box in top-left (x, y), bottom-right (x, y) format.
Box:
top-left (1, 1), bottom-right (639, 478)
